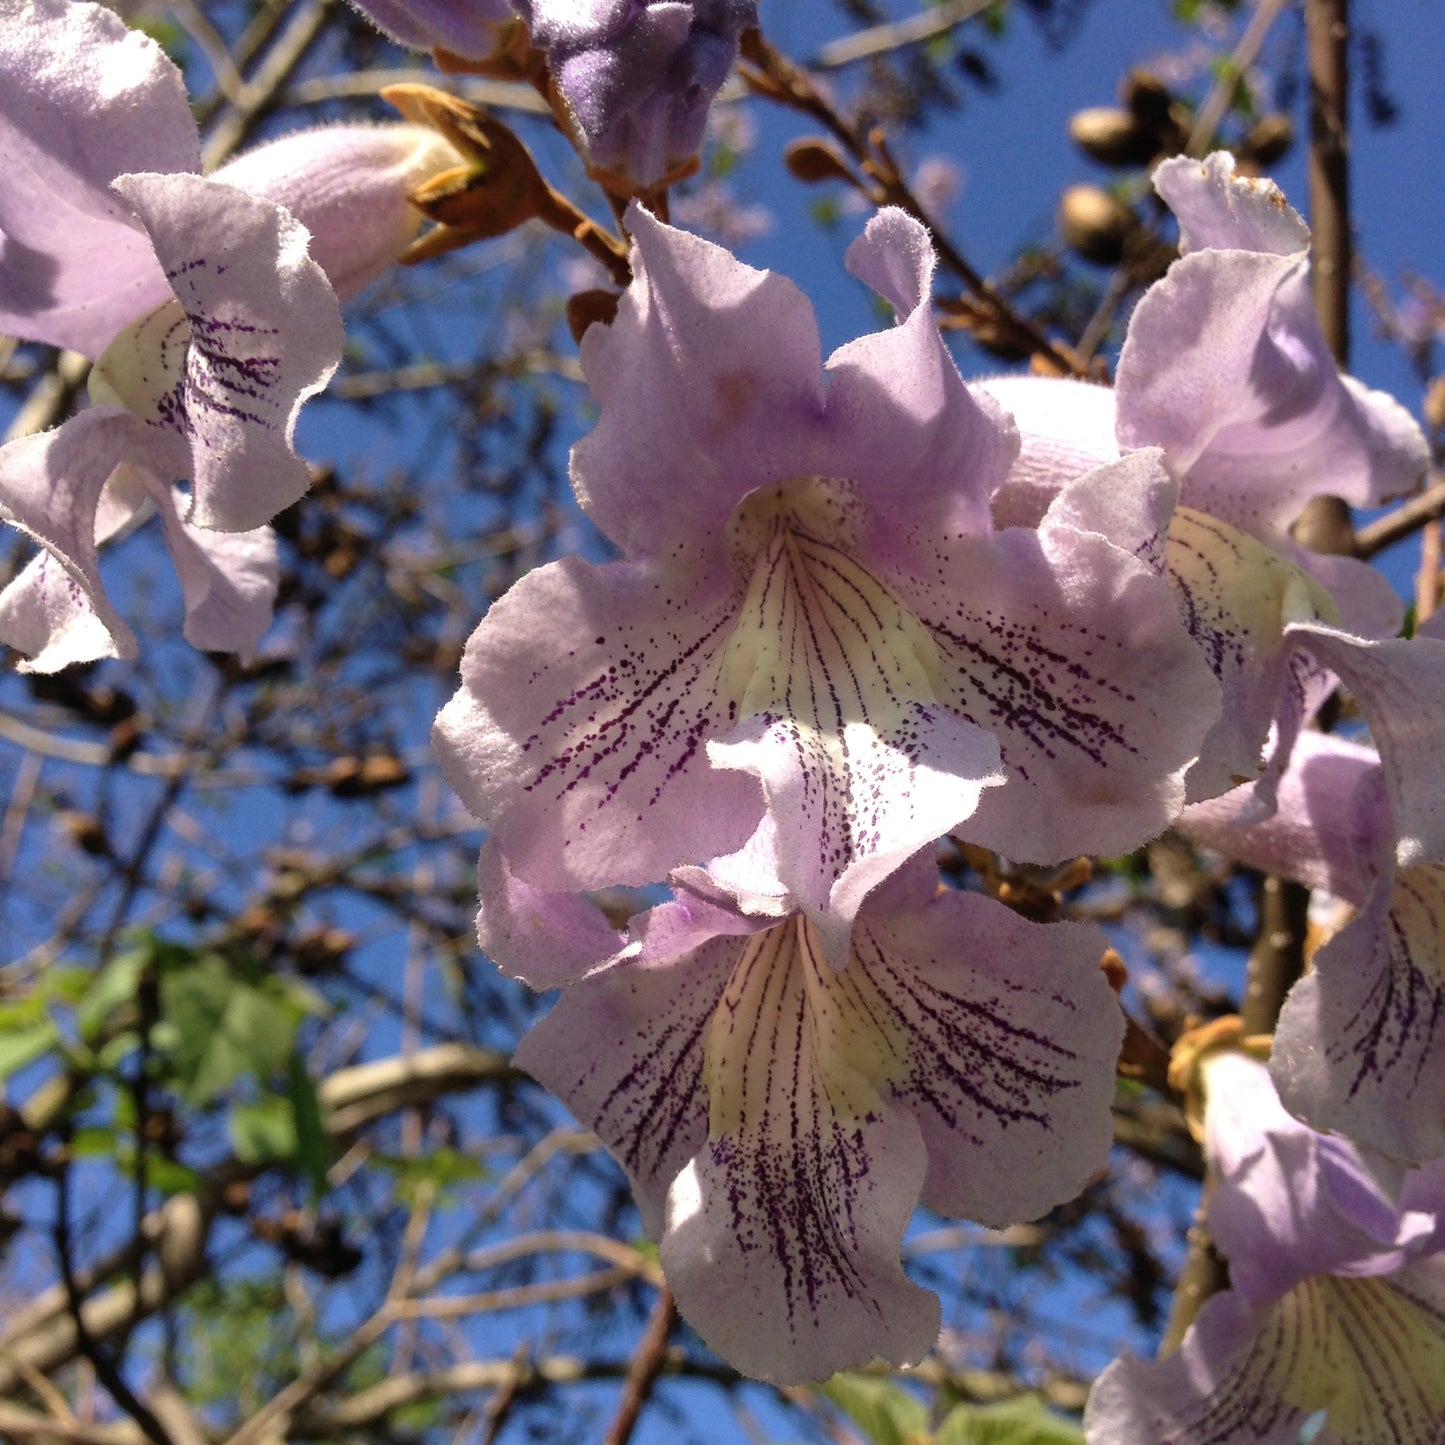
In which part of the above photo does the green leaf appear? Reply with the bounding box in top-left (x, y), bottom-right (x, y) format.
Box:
top-left (0, 1020), bottom-right (59, 1079)
top-left (286, 1052), bottom-right (330, 1202)
top-left (161, 955), bottom-right (306, 1104)
top-left (142, 1155), bottom-right (204, 1196)
top-left (230, 1095), bottom-right (297, 1163)
top-left (935, 1396), bottom-right (1085, 1445)
top-left (95, 1030), bottom-right (140, 1072)
top-left (372, 1145), bottom-right (490, 1204)
top-left (77, 950), bottom-right (145, 1040)
top-left (820, 1373), bottom-right (930, 1445)
top-left (69, 1125), bottom-right (119, 1157)
top-left (0, 992), bottom-right (50, 1030)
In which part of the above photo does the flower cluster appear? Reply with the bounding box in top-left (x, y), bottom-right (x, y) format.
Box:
top-left (0, 0), bottom-right (461, 670)
top-left (8, 0), bottom-right (1445, 1415)
top-left (432, 152), bottom-right (1436, 1383)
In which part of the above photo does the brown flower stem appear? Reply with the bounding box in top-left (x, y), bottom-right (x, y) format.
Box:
top-left (1241, 873), bottom-right (1312, 1037)
top-left (739, 30), bottom-right (1088, 378)
top-left (1157, 1181), bottom-right (1227, 1357)
top-left (1355, 473), bottom-right (1445, 558)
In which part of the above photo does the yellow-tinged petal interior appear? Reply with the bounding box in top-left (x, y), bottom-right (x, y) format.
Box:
top-left (717, 475), bottom-right (943, 727)
top-left (89, 297), bottom-right (189, 421)
top-left (702, 914), bottom-right (909, 1139)
top-left (1269, 1274), bottom-right (1445, 1441)
top-left (1392, 863), bottom-right (1445, 985)
top-left (1164, 505), bottom-right (1341, 644)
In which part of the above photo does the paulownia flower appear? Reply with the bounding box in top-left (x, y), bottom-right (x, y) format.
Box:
top-left (0, 0), bottom-right (458, 670)
top-left (344, 0), bottom-right (515, 59)
top-left (974, 155), bottom-right (1432, 804)
top-left (434, 206), bottom-right (1217, 953)
top-left (985, 152), bottom-right (1425, 642)
top-left (504, 838), bottom-right (1124, 1382)
top-left (987, 152), bottom-right (1427, 539)
top-left (1087, 1045), bottom-right (1445, 1444)
top-left (517, 0), bottom-right (758, 191)
top-left (1180, 624), bottom-right (1445, 1162)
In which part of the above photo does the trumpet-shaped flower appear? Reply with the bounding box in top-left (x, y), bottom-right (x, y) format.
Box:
top-left (975, 153), bottom-right (1435, 803)
top-left (434, 206), bottom-right (1217, 949)
top-left (509, 842), bottom-right (1124, 1382)
top-left (518, 0), bottom-right (758, 190)
top-left (1181, 624), bottom-right (1445, 1162)
top-left (1, 1), bottom-right (459, 669)
top-left (1087, 1046), bottom-right (1445, 1444)
top-left (985, 152), bottom-right (1425, 642)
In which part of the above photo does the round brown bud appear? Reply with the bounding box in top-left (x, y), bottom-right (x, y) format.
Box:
top-left (784, 138), bottom-right (855, 186)
top-left (1059, 185), bottom-right (1137, 266)
top-left (1121, 68), bottom-right (1173, 130)
top-left (1240, 113), bottom-right (1295, 168)
top-left (57, 808), bottom-right (110, 858)
top-left (1068, 107), bottom-right (1157, 167)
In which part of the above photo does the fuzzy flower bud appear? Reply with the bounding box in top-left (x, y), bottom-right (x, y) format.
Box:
top-left (212, 123), bottom-right (465, 300)
top-left (344, 0), bottom-right (515, 59)
top-left (518, 0), bottom-right (758, 191)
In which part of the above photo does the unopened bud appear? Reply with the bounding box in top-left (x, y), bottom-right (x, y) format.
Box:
top-left (1059, 185), bottom-right (1137, 266)
top-left (56, 809), bottom-right (110, 857)
top-left (359, 753), bottom-right (410, 790)
top-left (567, 290), bottom-right (620, 345)
top-left (212, 124), bottom-right (464, 300)
top-left (1068, 107), bottom-right (1157, 167)
top-left (784, 138), bottom-right (856, 185)
top-left (1240, 113), bottom-right (1294, 167)
top-left (1121, 69), bottom-right (1173, 130)
top-left (1291, 495), bottom-right (1357, 558)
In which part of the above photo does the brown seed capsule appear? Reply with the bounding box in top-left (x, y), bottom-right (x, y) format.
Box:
top-left (1240, 113), bottom-right (1295, 167)
top-left (784, 137), bottom-right (855, 186)
top-left (1291, 494), bottom-right (1357, 558)
top-left (1121, 68), bottom-right (1173, 131)
top-left (1068, 107), bottom-right (1158, 167)
top-left (359, 753), bottom-right (410, 790)
top-left (567, 289), bottom-right (620, 345)
top-left (56, 809), bottom-right (110, 858)
top-left (1059, 184), bottom-right (1137, 266)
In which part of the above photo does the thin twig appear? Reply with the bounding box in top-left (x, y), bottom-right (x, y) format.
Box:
top-left (810, 0), bottom-right (995, 69)
top-left (740, 31), bottom-right (1087, 378)
top-left (602, 1287), bottom-right (678, 1445)
top-left (395, 1265), bottom-right (648, 1320)
top-left (1242, 873), bottom-right (1312, 1047)
top-left (1306, 0), bottom-right (1351, 364)
top-left (1186, 0), bottom-right (1295, 156)
top-left (52, 1155), bottom-right (174, 1445)
top-left (1354, 474), bottom-right (1445, 557)
top-left (3, 350), bottom-right (90, 443)
top-left (201, 0), bottom-right (336, 169)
